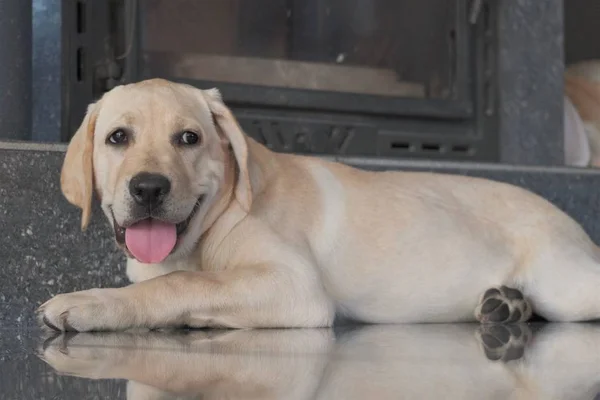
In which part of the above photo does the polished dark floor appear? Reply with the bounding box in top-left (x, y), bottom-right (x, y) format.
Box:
top-left (3, 323), bottom-right (600, 399)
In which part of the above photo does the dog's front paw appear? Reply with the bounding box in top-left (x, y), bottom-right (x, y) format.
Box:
top-left (37, 289), bottom-right (130, 332)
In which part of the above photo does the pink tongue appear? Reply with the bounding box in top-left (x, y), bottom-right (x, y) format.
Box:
top-left (125, 219), bottom-right (177, 264)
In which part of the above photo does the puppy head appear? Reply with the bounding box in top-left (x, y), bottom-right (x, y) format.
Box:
top-left (61, 79), bottom-right (252, 263)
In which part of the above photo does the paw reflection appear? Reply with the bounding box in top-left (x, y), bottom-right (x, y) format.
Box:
top-left (476, 323), bottom-right (531, 362)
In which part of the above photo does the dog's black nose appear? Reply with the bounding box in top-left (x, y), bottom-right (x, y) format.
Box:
top-left (129, 173), bottom-right (171, 207)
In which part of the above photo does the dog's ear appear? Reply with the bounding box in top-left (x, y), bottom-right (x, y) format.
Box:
top-left (61, 102), bottom-right (99, 231)
top-left (203, 88), bottom-right (252, 212)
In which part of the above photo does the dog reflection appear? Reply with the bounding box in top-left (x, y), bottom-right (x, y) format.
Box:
top-left (40, 324), bottom-right (600, 399)
top-left (40, 329), bottom-right (333, 399)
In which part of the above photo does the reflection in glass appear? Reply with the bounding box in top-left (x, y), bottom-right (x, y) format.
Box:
top-left (142, 0), bottom-right (455, 99)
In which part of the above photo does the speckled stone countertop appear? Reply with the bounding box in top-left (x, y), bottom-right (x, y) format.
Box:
top-left (3, 141), bottom-right (600, 328)
top-left (4, 323), bottom-right (600, 399)
top-left (0, 143), bottom-right (126, 329)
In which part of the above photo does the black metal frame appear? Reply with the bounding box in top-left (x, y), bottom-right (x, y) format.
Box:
top-left (61, 0), bottom-right (502, 162)
top-left (61, 0), bottom-right (129, 141)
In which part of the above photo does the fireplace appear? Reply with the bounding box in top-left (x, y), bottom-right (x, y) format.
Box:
top-left (63, 0), bottom-right (504, 162)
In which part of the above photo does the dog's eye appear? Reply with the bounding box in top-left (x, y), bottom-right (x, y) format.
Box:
top-left (179, 131), bottom-right (200, 146)
top-left (107, 129), bottom-right (128, 145)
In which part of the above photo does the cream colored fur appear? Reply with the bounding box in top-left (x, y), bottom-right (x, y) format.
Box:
top-left (38, 79), bottom-right (600, 331)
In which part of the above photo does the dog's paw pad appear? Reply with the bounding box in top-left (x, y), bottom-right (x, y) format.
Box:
top-left (476, 286), bottom-right (531, 324)
top-left (476, 323), bottom-right (531, 362)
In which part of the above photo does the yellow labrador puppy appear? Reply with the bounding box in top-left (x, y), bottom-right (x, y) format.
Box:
top-left (38, 79), bottom-right (600, 331)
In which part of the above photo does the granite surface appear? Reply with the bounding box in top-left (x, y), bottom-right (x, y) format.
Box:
top-left (0, 146), bottom-right (126, 329)
top-left (3, 144), bottom-right (600, 328)
top-left (1, 327), bottom-right (124, 399)
top-left (4, 323), bottom-right (600, 399)
top-left (0, 0), bottom-right (32, 140)
top-left (497, 0), bottom-right (565, 166)
top-left (0, 0), bottom-right (62, 142)
top-left (32, 0), bottom-right (62, 143)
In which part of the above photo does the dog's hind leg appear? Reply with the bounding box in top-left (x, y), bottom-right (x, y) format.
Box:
top-left (475, 286), bottom-right (532, 324)
top-left (521, 244), bottom-right (600, 322)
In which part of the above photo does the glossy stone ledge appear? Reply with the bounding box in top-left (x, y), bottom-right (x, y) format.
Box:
top-left (2, 141), bottom-right (600, 327)
top-left (0, 142), bottom-right (126, 328)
